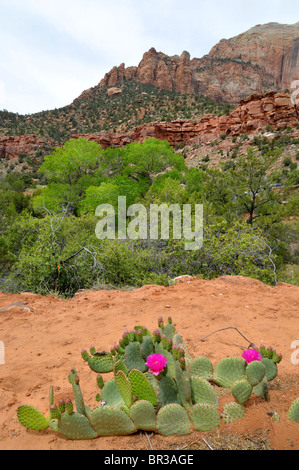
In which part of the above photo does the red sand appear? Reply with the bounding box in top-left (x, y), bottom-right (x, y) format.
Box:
top-left (0, 275), bottom-right (298, 450)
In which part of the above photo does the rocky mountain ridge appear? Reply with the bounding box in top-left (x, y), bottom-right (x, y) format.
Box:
top-left (100, 22), bottom-right (299, 104)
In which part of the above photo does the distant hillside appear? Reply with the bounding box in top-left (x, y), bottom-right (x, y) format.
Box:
top-left (0, 81), bottom-right (232, 143)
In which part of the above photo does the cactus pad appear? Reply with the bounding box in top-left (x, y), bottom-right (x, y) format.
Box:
top-left (190, 376), bottom-right (218, 407)
top-left (90, 405), bottom-right (137, 436)
top-left (116, 370), bottom-right (134, 408)
top-left (231, 378), bottom-right (252, 405)
top-left (261, 358), bottom-right (278, 382)
top-left (252, 377), bottom-right (269, 401)
top-left (156, 404), bottom-right (192, 436)
top-left (158, 375), bottom-right (181, 407)
top-left (245, 360), bottom-right (266, 386)
top-left (222, 402), bottom-right (246, 423)
top-left (174, 360), bottom-right (191, 408)
top-left (213, 357), bottom-right (247, 388)
top-left (57, 412), bottom-right (97, 440)
top-left (87, 353), bottom-right (114, 373)
top-left (114, 359), bottom-right (129, 377)
top-left (141, 336), bottom-right (154, 360)
top-left (163, 322), bottom-right (176, 339)
top-left (128, 369), bottom-right (158, 406)
top-left (67, 368), bottom-right (87, 417)
top-left (130, 400), bottom-right (157, 431)
top-left (101, 378), bottom-right (125, 407)
top-left (288, 397), bottom-right (299, 422)
top-left (269, 411), bottom-right (281, 423)
top-left (189, 356), bottom-right (213, 380)
top-left (188, 403), bottom-right (221, 431)
top-left (17, 405), bottom-right (49, 431)
top-left (124, 342), bottom-right (147, 372)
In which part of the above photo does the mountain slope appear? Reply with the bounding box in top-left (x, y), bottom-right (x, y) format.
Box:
top-left (0, 81), bottom-right (232, 141)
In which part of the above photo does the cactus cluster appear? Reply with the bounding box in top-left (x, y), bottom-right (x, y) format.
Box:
top-left (17, 317), bottom-right (287, 439)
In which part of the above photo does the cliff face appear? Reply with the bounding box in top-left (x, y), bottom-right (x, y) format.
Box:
top-left (200, 22), bottom-right (299, 103)
top-left (99, 48), bottom-right (198, 95)
top-left (208, 22), bottom-right (299, 86)
top-left (99, 22), bottom-right (299, 105)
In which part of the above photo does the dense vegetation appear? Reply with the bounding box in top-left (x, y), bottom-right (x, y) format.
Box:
top-left (0, 135), bottom-right (298, 297)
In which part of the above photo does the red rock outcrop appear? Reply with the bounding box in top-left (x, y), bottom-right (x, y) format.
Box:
top-left (100, 48), bottom-right (198, 95)
top-left (99, 22), bottom-right (299, 105)
top-left (0, 134), bottom-right (54, 160)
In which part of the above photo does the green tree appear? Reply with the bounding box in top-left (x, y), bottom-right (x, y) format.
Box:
top-left (39, 138), bottom-right (103, 184)
top-left (123, 138), bottom-right (186, 184)
top-left (228, 147), bottom-right (282, 226)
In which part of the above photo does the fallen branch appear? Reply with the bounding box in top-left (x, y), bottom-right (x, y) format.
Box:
top-left (193, 326), bottom-right (255, 349)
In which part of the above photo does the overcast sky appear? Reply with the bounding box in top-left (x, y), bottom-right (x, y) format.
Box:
top-left (0, 0), bottom-right (298, 115)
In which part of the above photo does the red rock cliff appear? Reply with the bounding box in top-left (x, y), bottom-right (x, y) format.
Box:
top-left (99, 22), bottom-right (299, 105)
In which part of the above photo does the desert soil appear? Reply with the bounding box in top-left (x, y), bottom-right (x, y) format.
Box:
top-left (0, 275), bottom-right (298, 451)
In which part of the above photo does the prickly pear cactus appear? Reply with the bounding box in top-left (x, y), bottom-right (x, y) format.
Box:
top-left (222, 402), bottom-right (245, 423)
top-left (288, 398), bottom-right (299, 422)
top-left (16, 316), bottom-right (283, 439)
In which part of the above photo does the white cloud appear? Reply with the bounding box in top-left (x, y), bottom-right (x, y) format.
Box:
top-left (0, 82), bottom-right (5, 107)
top-left (27, 0), bottom-right (148, 64)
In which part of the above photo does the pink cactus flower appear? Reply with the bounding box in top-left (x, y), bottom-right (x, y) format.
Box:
top-left (242, 349), bottom-right (262, 364)
top-left (145, 353), bottom-right (167, 376)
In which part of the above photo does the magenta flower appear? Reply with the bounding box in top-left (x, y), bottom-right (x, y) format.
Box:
top-left (145, 353), bottom-right (167, 376)
top-left (242, 349), bottom-right (262, 364)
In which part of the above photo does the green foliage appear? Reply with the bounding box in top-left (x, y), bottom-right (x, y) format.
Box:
top-left (1, 135), bottom-right (298, 295)
top-left (122, 138), bottom-right (185, 183)
top-left (40, 138), bottom-right (103, 184)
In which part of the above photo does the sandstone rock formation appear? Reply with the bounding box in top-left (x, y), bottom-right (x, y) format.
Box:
top-left (107, 87), bottom-right (122, 97)
top-left (70, 91), bottom-right (298, 148)
top-left (99, 22), bottom-right (299, 105)
top-left (0, 134), bottom-right (54, 160)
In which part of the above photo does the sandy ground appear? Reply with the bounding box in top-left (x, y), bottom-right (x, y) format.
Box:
top-left (0, 275), bottom-right (298, 451)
